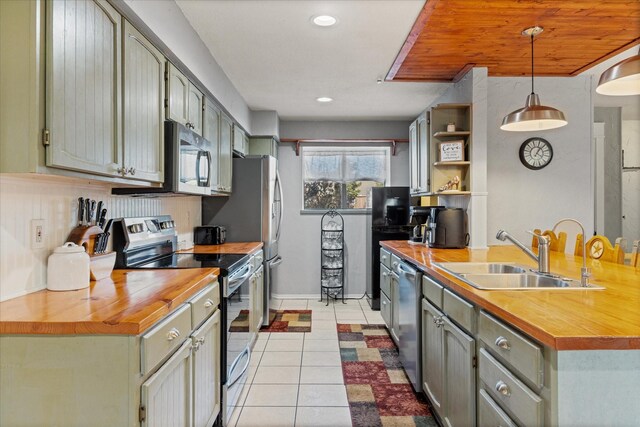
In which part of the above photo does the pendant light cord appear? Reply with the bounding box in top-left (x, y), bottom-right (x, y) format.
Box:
top-left (530, 33), bottom-right (535, 95)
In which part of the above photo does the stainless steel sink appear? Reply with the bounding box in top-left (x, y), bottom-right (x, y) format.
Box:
top-left (433, 262), bottom-right (605, 290)
top-left (435, 262), bottom-right (529, 275)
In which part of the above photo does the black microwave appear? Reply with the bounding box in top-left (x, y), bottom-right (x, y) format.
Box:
top-left (194, 226), bottom-right (226, 245)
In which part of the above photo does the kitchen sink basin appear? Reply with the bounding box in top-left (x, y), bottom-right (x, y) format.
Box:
top-left (435, 262), bottom-right (529, 275)
top-left (433, 262), bottom-right (605, 290)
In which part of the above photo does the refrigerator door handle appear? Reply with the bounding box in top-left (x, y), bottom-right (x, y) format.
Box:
top-left (268, 255), bottom-right (283, 268)
top-left (274, 170), bottom-right (284, 243)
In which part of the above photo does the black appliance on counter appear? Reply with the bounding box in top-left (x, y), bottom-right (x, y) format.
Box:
top-left (112, 215), bottom-right (253, 427)
top-left (425, 207), bottom-right (469, 249)
top-left (365, 187), bottom-right (412, 310)
top-left (195, 225), bottom-right (227, 245)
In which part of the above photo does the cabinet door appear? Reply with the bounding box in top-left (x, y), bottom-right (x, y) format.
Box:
top-left (203, 98), bottom-right (221, 192)
top-left (409, 120), bottom-right (419, 193)
top-left (46, 0), bottom-right (121, 176)
top-left (122, 20), bottom-right (164, 183)
top-left (233, 126), bottom-right (245, 155)
top-left (380, 291), bottom-right (391, 328)
top-left (390, 274), bottom-right (400, 344)
top-left (188, 84), bottom-right (203, 136)
top-left (192, 310), bottom-right (221, 427)
top-left (167, 63), bottom-right (189, 125)
top-left (443, 316), bottom-right (476, 427)
top-left (219, 113), bottom-right (233, 192)
top-left (422, 299), bottom-right (445, 415)
top-left (141, 339), bottom-right (192, 427)
top-left (417, 112), bottom-right (429, 193)
top-left (250, 269), bottom-right (264, 334)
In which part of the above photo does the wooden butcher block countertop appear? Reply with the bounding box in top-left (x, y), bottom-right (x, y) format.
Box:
top-left (381, 241), bottom-right (640, 351)
top-left (0, 268), bottom-right (219, 335)
top-left (178, 242), bottom-right (263, 254)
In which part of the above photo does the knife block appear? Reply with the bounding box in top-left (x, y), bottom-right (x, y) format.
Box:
top-left (66, 225), bottom-right (115, 280)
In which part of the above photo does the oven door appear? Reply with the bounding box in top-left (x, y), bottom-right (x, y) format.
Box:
top-left (176, 123), bottom-right (211, 195)
top-left (225, 262), bottom-right (253, 421)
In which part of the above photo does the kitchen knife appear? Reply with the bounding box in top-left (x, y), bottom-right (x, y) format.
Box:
top-left (77, 197), bottom-right (84, 226)
top-left (89, 200), bottom-right (96, 225)
top-left (96, 201), bottom-right (103, 225)
top-left (84, 199), bottom-right (90, 226)
top-left (100, 219), bottom-right (113, 253)
top-left (97, 208), bottom-right (107, 229)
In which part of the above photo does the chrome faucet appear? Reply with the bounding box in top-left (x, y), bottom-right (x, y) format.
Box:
top-left (496, 229), bottom-right (550, 275)
top-left (552, 218), bottom-right (591, 287)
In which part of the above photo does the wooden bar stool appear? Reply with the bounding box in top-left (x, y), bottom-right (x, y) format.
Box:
top-left (531, 229), bottom-right (567, 252)
top-left (574, 234), bottom-right (626, 264)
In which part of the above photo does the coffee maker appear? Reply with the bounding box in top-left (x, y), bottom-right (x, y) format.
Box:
top-left (409, 206), bottom-right (438, 243)
top-left (425, 207), bottom-right (469, 249)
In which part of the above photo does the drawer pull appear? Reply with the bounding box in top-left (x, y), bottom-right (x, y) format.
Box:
top-left (433, 316), bottom-right (444, 328)
top-left (495, 380), bottom-right (511, 396)
top-left (382, 272), bottom-right (388, 277)
top-left (204, 299), bottom-right (215, 308)
top-left (495, 336), bottom-right (511, 350)
top-left (166, 328), bottom-right (181, 341)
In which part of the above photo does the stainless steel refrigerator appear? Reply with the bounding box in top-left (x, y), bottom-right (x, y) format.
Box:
top-left (202, 155), bottom-right (283, 326)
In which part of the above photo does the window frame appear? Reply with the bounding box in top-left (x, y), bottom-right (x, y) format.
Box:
top-left (300, 144), bottom-right (391, 214)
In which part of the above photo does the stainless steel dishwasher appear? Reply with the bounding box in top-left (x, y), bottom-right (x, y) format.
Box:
top-left (397, 260), bottom-right (423, 393)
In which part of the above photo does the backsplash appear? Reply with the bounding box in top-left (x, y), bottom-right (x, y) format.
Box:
top-left (0, 175), bottom-right (201, 301)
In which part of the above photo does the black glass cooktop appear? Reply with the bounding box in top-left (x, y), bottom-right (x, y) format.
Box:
top-left (131, 253), bottom-right (249, 274)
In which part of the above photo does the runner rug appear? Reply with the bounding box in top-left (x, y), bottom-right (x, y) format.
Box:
top-left (260, 309), bottom-right (312, 332)
top-left (338, 324), bottom-right (437, 427)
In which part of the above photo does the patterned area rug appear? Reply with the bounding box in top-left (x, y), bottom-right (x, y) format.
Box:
top-left (338, 324), bottom-right (436, 427)
top-left (261, 310), bottom-right (312, 332)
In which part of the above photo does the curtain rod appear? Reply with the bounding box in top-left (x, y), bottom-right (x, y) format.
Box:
top-left (279, 138), bottom-right (409, 156)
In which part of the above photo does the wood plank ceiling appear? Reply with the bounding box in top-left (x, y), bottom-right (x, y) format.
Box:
top-left (387, 0), bottom-right (640, 82)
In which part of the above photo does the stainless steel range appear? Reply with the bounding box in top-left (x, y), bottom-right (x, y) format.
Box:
top-left (112, 215), bottom-right (254, 426)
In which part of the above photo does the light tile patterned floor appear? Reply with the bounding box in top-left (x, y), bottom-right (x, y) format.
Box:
top-left (229, 298), bottom-right (383, 427)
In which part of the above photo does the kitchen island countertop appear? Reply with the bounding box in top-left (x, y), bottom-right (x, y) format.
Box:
top-left (381, 241), bottom-right (640, 351)
top-left (0, 268), bottom-right (219, 335)
top-left (179, 241), bottom-right (263, 254)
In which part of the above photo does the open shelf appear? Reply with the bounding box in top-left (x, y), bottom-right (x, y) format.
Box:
top-left (433, 131), bottom-right (471, 138)
top-left (433, 161), bottom-right (471, 166)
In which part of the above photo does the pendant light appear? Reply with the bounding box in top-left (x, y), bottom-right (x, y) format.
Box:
top-left (596, 47), bottom-right (640, 96)
top-left (501, 27), bottom-right (568, 132)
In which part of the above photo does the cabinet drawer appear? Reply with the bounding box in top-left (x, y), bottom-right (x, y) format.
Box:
top-left (141, 304), bottom-right (192, 375)
top-left (422, 275), bottom-right (443, 309)
top-left (380, 292), bottom-right (391, 329)
top-left (478, 388), bottom-right (517, 427)
top-left (380, 264), bottom-right (391, 297)
top-left (188, 282), bottom-right (220, 329)
top-left (443, 289), bottom-right (475, 333)
top-left (479, 348), bottom-right (543, 427)
top-left (391, 254), bottom-right (401, 273)
top-left (479, 311), bottom-right (543, 388)
top-left (380, 248), bottom-right (391, 269)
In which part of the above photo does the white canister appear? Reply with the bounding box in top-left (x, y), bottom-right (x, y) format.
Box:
top-left (47, 242), bottom-right (90, 291)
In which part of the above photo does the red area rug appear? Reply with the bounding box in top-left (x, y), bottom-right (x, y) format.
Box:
top-left (338, 324), bottom-right (436, 427)
top-left (261, 310), bottom-right (312, 332)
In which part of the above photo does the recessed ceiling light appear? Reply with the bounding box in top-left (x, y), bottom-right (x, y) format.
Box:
top-left (312, 15), bottom-right (337, 27)
top-left (316, 97), bottom-right (333, 103)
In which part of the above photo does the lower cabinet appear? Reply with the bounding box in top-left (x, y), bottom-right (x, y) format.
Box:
top-left (251, 265), bottom-right (264, 335)
top-left (421, 298), bottom-right (476, 427)
top-left (390, 272), bottom-right (400, 345)
top-left (191, 310), bottom-right (222, 427)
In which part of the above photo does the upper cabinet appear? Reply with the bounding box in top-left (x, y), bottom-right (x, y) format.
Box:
top-left (46, 0), bottom-right (122, 177)
top-left (218, 113), bottom-right (233, 193)
top-left (233, 126), bottom-right (247, 156)
top-left (409, 110), bottom-right (429, 194)
top-left (122, 20), bottom-right (164, 183)
top-left (203, 98), bottom-right (221, 192)
top-left (249, 137), bottom-right (279, 159)
top-left (166, 63), bottom-right (203, 136)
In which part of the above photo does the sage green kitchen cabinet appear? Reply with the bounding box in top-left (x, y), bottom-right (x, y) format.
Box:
top-left (122, 20), bottom-right (164, 183)
top-left (389, 272), bottom-right (400, 345)
top-left (409, 111), bottom-right (429, 194)
top-left (191, 310), bottom-right (222, 427)
top-left (166, 62), bottom-right (203, 135)
top-left (203, 97), bottom-right (221, 192)
top-left (422, 298), bottom-right (445, 415)
top-left (219, 113), bottom-right (233, 193)
top-left (249, 136), bottom-right (279, 159)
top-left (251, 266), bottom-right (264, 336)
top-left (409, 119), bottom-right (419, 193)
top-left (46, 0), bottom-right (122, 177)
top-left (233, 126), bottom-right (248, 156)
top-left (442, 316), bottom-right (476, 427)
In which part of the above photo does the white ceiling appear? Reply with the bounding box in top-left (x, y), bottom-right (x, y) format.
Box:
top-left (175, 0), bottom-right (450, 121)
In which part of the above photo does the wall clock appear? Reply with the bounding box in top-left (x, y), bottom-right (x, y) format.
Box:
top-left (519, 137), bottom-right (553, 170)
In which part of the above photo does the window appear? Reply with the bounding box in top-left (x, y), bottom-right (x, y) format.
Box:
top-left (302, 146), bottom-right (390, 210)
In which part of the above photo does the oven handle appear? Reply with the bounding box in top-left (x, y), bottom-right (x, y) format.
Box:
top-left (227, 347), bottom-right (250, 387)
top-left (227, 263), bottom-right (253, 294)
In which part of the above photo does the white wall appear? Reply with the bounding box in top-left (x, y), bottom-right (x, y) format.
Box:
top-left (622, 120), bottom-right (640, 242)
top-left (487, 75), bottom-right (594, 246)
top-left (0, 175), bottom-right (201, 302)
top-left (117, 0), bottom-right (252, 132)
top-left (274, 120), bottom-right (410, 298)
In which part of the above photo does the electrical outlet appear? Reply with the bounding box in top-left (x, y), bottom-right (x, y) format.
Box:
top-left (31, 219), bottom-right (45, 249)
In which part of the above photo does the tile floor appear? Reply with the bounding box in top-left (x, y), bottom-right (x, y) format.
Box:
top-left (228, 297), bottom-right (384, 427)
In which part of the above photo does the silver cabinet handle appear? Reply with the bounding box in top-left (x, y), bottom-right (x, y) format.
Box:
top-left (433, 316), bottom-right (444, 327)
top-left (204, 299), bottom-right (215, 308)
top-left (495, 380), bottom-right (511, 396)
top-left (495, 336), bottom-right (511, 350)
top-left (197, 337), bottom-right (205, 345)
top-left (392, 261), bottom-right (398, 269)
top-left (166, 328), bottom-right (180, 341)
top-left (127, 167), bottom-right (136, 176)
top-left (117, 166), bottom-right (127, 176)
top-left (382, 272), bottom-right (388, 277)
